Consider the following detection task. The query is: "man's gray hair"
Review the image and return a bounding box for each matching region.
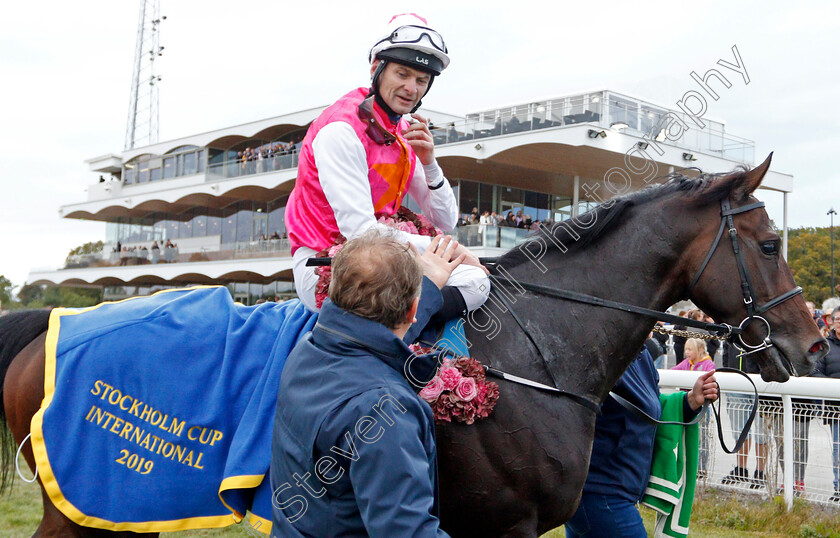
[329,229,422,329]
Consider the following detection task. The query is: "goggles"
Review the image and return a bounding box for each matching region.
[358,96,397,146]
[377,25,448,54]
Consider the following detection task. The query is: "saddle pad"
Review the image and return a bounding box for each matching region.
[30,286,317,534]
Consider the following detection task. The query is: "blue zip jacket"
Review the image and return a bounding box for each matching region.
[583,349,695,502]
[270,282,449,537]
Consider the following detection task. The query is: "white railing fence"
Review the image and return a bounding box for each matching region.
[658,371,840,510]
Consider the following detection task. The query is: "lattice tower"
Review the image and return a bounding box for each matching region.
[124,0,164,149]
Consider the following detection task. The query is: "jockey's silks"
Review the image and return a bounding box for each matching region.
[286,87,417,254]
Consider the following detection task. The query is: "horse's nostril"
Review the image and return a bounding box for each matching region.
[808,341,827,355]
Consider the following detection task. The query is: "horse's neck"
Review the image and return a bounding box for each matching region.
[501,206,688,402]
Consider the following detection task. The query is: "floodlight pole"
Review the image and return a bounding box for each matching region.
[830,208,837,297]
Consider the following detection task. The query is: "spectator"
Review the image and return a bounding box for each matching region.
[673,338,716,478]
[644,333,665,369]
[821,308,834,339]
[807,301,826,329]
[812,309,840,502]
[673,338,715,372]
[469,206,479,224]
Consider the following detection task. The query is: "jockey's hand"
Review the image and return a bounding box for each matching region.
[449,241,490,275]
[419,235,466,289]
[687,370,718,411]
[402,114,435,165]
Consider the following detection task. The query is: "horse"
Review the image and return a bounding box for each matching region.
[0,155,828,537]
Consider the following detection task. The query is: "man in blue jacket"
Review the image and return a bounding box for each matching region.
[270,230,459,537]
[565,348,717,538]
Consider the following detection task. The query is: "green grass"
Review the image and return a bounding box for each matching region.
[2,478,839,537]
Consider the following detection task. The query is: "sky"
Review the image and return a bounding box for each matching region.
[1,0,838,289]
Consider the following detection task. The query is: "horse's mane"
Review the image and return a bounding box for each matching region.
[498,167,745,268]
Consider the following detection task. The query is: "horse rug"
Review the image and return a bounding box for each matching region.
[30,286,317,534]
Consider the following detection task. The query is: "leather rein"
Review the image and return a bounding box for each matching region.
[306,198,802,448]
[478,197,801,450]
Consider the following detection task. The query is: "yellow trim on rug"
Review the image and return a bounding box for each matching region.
[247,511,273,535]
[28,286,249,532]
[218,474,266,514]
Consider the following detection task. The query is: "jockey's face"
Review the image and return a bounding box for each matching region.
[372,61,431,115]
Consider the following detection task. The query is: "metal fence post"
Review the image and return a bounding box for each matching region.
[782,394,793,510]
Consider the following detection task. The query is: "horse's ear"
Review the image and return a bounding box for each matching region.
[732,153,772,200]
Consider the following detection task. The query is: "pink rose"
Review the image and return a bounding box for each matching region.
[396,221,419,235]
[473,382,488,405]
[455,377,478,402]
[419,376,445,402]
[439,366,462,390]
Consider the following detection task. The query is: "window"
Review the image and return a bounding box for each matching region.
[123,165,135,185]
[163,157,175,179]
[183,152,197,176]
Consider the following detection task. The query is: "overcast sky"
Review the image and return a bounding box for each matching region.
[1,0,838,288]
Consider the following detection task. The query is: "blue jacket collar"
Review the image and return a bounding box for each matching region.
[313,300,414,377]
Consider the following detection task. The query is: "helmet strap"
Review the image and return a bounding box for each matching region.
[410,75,434,113]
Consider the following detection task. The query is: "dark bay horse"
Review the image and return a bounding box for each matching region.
[0,155,828,537]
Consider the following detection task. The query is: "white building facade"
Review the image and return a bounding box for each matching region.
[30,89,792,304]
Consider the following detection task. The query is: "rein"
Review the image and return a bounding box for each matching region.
[306,197,802,443]
[475,197,800,448]
[608,367,759,454]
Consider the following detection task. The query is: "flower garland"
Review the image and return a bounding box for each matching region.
[411,345,500,425]
[313,207,442,308]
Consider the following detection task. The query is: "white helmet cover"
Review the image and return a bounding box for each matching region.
[369,13,450,75]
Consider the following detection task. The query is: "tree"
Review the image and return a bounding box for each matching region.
[15,284,101,309]
[65,240,105,269]
[0,275,17,310]
[786,227,839,305]
[66,240,104,258]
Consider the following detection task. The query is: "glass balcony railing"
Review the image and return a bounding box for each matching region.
[453,224,533,249]
[432,90,755,163]
[119,90,753,191]
[63,239,293,269]
[206,153,300,180]
[60,226,532,272]
[114,89,755,195]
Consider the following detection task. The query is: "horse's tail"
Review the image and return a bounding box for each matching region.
[0,309,51,492]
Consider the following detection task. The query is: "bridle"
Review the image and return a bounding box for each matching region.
[685,198,802,370]
[483,196,803,410]
[304,196,805,408]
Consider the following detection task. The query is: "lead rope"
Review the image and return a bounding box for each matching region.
[15,433,39,483]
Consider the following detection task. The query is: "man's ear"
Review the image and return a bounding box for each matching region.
[406,296,420,324]
[370,59,381,79]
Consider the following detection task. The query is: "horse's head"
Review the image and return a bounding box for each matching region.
[680,154,828,381]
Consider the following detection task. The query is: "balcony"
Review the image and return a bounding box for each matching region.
[111,90,754,193]
[453,224,533,250]
[63,238,292,270]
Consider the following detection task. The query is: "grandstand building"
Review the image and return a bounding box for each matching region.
[29,89,793,304]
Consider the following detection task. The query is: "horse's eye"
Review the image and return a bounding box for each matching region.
[761,240,779,256]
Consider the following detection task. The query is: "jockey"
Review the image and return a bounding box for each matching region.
[285,13,490,322]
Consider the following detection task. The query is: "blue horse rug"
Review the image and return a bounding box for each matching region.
[30,286,317,534]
